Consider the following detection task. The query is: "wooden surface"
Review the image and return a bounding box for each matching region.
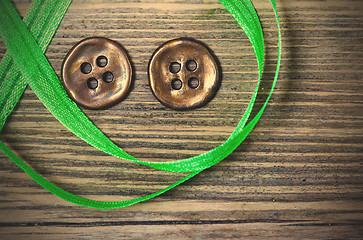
[1,0,362,239]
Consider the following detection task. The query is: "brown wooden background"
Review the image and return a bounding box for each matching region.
[0,0,362,239]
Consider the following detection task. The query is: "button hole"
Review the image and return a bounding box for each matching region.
[186,60,197,72]
[80,62,92,74]
[96,56,108,67]
[103,71,114,83]
[169,62,181,74]
[188,77,199,89]
[171,79,182,90]
[87,78,98,90]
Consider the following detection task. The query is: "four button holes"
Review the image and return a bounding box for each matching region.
[83,57,200,91]
[170,60,199,90]
[80,56,114,90]
[82,57,201,99]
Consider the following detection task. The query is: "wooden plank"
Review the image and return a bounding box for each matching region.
[0,0,362,239]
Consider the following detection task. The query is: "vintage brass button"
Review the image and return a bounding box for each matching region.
[148,38,220,110]
[62,37,132,109]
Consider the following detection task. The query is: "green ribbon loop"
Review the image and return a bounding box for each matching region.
[0,0,281,209]
[0,0,265,173]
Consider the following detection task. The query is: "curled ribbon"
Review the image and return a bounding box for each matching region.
[0,0,281,209]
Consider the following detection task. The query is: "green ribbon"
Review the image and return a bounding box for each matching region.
[0,0,73,131]
[0,0,281,209]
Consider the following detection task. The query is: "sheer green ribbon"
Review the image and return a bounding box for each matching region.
[0,0,281,209]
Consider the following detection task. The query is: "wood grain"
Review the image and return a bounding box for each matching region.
[0,0,362,239]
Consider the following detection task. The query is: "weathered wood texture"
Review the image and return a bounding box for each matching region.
[0,0,362,239]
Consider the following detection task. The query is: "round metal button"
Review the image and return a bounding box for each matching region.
[62,37,132,109]
[148,38,220,110]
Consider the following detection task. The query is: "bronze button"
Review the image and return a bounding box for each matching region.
[62,37,132,109]
[148,38,220,110]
